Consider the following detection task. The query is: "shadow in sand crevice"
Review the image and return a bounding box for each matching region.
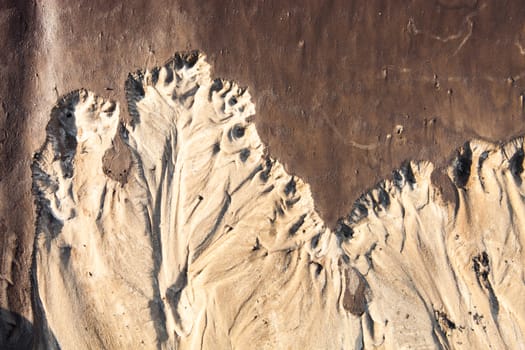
[0,308,34,350]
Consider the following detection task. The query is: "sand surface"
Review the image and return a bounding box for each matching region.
[31,53,525,349]
[2,2,525,348]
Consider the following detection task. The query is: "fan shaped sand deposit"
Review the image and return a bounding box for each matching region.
[32,51,525,349]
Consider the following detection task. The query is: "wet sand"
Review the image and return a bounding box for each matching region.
[1,0,525,341]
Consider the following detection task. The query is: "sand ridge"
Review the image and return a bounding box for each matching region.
[32,52,525,349]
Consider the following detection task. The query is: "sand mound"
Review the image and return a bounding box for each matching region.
[32,52,525,349]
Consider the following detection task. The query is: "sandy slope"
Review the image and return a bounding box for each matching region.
[32,52,525,349]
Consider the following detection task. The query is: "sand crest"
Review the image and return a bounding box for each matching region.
[32,52,525,349]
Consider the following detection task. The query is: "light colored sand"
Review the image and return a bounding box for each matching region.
[32,52,525,349]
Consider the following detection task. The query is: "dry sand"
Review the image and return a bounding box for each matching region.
[4,5,525,341]
[31,52,525,349]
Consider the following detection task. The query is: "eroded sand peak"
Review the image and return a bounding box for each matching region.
[32,51,525,349]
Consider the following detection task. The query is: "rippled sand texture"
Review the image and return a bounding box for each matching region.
[32,52,525,349]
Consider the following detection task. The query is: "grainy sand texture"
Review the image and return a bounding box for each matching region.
[31,52,525,349]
